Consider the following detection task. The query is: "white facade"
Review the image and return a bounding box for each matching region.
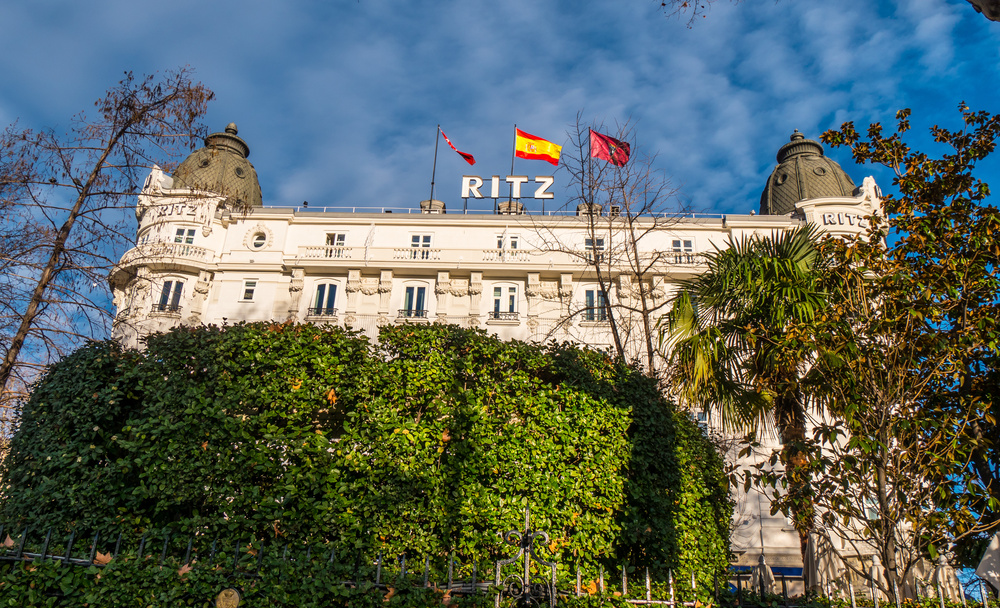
[110,140,882,575]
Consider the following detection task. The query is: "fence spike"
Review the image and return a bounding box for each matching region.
[400,554,406,578]
[622,565,628,596]
[472,563,478,595]
[64,530,76,563]
[736,574,743,607]
[669,568,675,606]
[15,526,28,561]
[848,577,857,608]
[423,557,429,587]
[599,565,604,594]
[113,532,123,559]
[305,546,311,562]
[282,543,289,562]
[256,544,265,573]
[207,538,218,566]
[781,573,788,602]
[137,534,146,560]
[159,531,170,565]
[376,552,383,585]
[231,539,241,570]
[328,546,336,566]
[39,529,52,563]
[692,570,697,593]
[577,567,581,596]
[183,537,192,565]
[88,532,100,565]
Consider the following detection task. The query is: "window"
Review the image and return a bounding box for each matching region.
[310,284,337,316]
[155,280,184,312]
[174,228,195,244]
[242,279,258,301]
[410,234,432,259]
[325,233,346,258]
[672,239,694,264]
[490,286,518,320]
[400,286,427,318]
[584,289,608,322]
[585,237,605,264]
[250,232,267,249]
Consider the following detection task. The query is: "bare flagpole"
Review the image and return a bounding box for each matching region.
[429,124,440,203]
[508,124,517,207]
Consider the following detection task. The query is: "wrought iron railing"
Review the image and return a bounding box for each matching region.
[307,307,338,317]
[397,309,429,319]
[488,311,519,321]
[151,303,181,313]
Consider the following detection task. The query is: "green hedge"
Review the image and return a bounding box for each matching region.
[0,322,732,602]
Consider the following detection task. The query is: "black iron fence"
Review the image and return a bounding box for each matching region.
[0,516,994,608]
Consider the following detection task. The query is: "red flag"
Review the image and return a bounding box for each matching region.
[440,129,475,165]
[590,130,630,166]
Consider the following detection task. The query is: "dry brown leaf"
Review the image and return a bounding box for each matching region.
[1,535,14,548]
[441,429,451,442]
[200,441,208,451]
[441,589,453,605]
[291,378,302,390]
[326,387,337,404]
[177,563,193,577]
[93,551,113,565]
[585,580,598,595]
[384,586,396,601]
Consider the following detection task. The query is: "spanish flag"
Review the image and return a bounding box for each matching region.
[514,129,562,166]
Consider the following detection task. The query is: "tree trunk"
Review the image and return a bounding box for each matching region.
[775,390,813,565]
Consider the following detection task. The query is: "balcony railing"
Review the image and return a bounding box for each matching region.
[488,311,519,321]
[307,307,338,317]
[151,303,181,313]
[298,246,353,259]
[393,248,442,261]
[120,242,210,266]
[481,249,532,262]
[397,309,429,319]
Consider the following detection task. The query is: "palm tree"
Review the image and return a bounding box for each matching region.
[662,224,829,562]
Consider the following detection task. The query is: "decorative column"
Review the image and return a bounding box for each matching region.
[286,268,305,321]
[559,273,574,330]
[187,270,214,324]
[344,269,362,326]
[435,271,451,322]
[377,269,393,325]
[468,272,483,328]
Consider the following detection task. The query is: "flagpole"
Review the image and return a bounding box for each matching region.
[588,128,594,208]
[429,124,440,203]
[509,124,517,207]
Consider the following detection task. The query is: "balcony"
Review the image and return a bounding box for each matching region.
[150,303,182,315]
[488,311,519,321]
[481,249,532,263]
[298,246,353,259]
[393,248,442,261]
[397,309,429,319]
[306,307,338,317]
[120,242,210,266]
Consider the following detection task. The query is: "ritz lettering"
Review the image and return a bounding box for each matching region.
[823,212,869,228]
[461,175,555,200]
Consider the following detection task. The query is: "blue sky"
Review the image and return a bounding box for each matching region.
[2,0,999,216]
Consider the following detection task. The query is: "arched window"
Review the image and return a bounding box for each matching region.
[310,283,338,317]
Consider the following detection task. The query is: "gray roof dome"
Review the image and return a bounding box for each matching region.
[171,123,263,207]
[759,130,856,215]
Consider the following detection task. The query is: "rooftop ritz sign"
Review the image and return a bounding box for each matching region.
[461,175,555,200]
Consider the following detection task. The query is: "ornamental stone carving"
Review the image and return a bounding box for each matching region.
[359,277,379,295]
[345,270,362,293]
[449,278,468,297]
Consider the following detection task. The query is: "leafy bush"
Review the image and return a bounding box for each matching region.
[0,322,731,599]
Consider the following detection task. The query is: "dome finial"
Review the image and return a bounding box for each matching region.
[790,129,804,142]
[225,122,238,135]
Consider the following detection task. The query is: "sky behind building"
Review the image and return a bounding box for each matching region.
[2,0,998,215]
